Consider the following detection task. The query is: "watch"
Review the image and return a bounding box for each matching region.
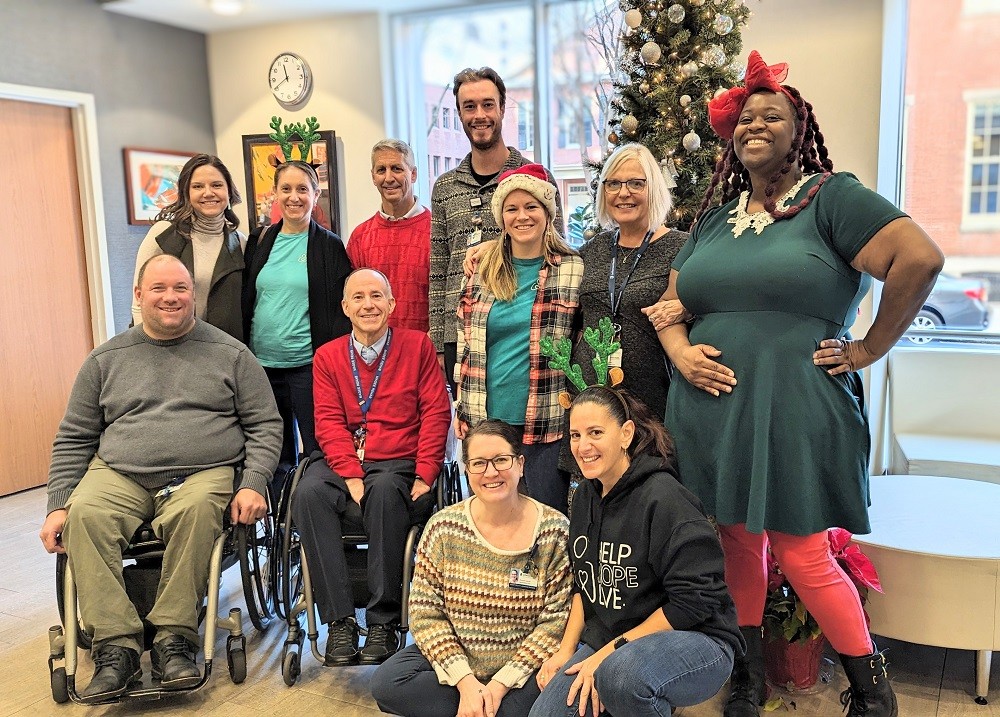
[613,634,629,650]
[268,52,312,108]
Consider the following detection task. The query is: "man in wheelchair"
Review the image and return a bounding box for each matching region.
[39,255,282,703]
[293,268,450,666]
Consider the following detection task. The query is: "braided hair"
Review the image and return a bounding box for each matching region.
[694,85,834,225]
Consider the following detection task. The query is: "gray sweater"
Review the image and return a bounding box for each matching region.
[46,320,283,514]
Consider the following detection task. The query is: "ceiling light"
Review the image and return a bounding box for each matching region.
[208,0,245,16]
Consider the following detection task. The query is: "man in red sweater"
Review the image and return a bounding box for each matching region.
[292,269,450,667]
[346,139,430,332]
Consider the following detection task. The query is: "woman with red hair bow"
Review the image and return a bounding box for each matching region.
[657,51,943,717]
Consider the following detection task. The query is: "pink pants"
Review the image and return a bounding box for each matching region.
[718,524,873,657]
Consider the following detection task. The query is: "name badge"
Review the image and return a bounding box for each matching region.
[468,228,482,246]
[470,196,483,208]
[509,568,538,591]
[608,347,623,369]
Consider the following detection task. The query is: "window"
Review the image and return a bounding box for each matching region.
[896,0,1000,346]
[967,101,1000,223]
[392,0,620,222]
[442,107,452,131]
[518,99,534,151]
[432,155,440,179]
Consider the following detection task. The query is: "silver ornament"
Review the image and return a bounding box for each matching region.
[679,94,692,107]
[621,114,640,135]
[714,87,727,99]
[728,59,746,81]
[703,44,727,68]
[682,131,702,151]
[680,61,699,78]
[624,8,643,29]
[713,13,734,35]
[640,41,662,65]
[666,3,685,22]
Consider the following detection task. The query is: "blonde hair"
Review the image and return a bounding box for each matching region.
[477,220,576,302]
[595,143,673,232]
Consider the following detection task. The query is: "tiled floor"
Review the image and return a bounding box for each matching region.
[1,485,996,716]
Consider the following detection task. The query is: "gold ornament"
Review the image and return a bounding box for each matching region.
[639,81,651,94]
[621,114,640,135]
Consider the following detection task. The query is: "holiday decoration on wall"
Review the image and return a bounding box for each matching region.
[592,0,752,231]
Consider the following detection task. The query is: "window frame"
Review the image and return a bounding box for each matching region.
[962,92,1000,232]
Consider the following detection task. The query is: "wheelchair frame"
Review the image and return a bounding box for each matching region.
[47,487,279,705]
[274,455,462,686]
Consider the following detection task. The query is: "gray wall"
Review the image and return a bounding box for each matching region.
[0,0,216,332]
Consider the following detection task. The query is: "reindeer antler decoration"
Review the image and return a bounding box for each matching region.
[268,115,322,162]
[539,336,587,392]
[583,316,621,387]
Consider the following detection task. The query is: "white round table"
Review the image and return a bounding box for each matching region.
[853,474,1000,704]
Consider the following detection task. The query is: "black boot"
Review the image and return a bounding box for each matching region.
[839,648,898,716]
[151,635,201,690]
[725,625,766,717]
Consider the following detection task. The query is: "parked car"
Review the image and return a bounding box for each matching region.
[906,273,990,344]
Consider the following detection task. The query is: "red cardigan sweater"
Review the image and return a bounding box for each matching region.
[346,209,431,332]
[313,327,450,484]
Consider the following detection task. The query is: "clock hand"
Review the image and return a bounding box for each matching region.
[274,76,288,89]
[283,64,289,83]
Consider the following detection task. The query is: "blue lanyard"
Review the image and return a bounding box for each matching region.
[608,230,654,321]
[349,328,392,420]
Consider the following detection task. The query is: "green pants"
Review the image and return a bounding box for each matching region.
[62,457,233,654]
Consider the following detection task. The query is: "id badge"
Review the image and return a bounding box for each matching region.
[608,347,623,369]
[509,568,539,591]
[469,228,482,246]
[353,427,367,463]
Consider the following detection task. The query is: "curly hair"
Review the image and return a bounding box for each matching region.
[694,85,834,225]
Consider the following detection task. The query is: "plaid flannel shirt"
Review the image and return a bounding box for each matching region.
[455,253,583,445]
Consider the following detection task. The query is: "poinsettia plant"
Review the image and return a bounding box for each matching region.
[763,528,883,643]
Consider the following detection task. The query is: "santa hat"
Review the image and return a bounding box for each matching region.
[491,163,558,225]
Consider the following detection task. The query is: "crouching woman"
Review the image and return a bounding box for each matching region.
[530,386,744,716]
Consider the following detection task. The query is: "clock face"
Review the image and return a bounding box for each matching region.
[269,52,311,107]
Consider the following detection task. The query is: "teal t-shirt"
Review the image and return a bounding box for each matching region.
[250,231,313,367]
[486,257,543,424]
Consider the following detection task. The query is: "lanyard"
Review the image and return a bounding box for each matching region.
[608,230,654,321]
[348,328,392,421]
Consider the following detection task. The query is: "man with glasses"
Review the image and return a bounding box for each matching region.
[428,66,564,394]
[292,269,452,667]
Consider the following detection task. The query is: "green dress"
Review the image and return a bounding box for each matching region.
[665,173,906,536]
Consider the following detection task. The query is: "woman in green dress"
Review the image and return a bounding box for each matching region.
[658,51,943,717]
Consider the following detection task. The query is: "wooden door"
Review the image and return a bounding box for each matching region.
[0,98,94,496]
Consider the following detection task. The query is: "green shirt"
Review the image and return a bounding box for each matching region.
[250,230,312,367]
[485,257,543,424]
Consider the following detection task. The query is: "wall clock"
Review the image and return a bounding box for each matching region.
[269,52,312,108]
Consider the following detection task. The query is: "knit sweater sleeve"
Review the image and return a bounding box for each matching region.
[233,347,283,496]
[429,180,449,351]
[492,512,572,689]
[409,513,475,686]
[46,355,104,514]
[131,221,171,326]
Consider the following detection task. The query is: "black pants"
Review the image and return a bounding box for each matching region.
[522,439,570,516]
[264,364,318,465]
[443,341,457,398]
[291,455,435,625]
[371,644,542,717]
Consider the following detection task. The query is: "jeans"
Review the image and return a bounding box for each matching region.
[528,630,733,717]
[371,644,542,717]
[263,363,317,465]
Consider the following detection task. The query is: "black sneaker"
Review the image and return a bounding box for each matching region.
[151,635,201,689]
[359,622,399,665]
[325,617,360,666]
[79,644,141,704]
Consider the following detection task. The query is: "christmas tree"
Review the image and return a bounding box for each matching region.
[595,0,752,232]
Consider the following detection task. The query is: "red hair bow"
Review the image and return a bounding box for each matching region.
[708,50,791,140]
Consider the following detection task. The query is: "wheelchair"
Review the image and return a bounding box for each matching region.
[273,453,462,686]
[47,485,277,705]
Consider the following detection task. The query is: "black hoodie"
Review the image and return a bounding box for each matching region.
[570,453,744,657]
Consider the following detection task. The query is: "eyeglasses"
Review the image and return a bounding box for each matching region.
[602,178,647,194]
[466,454,517,474]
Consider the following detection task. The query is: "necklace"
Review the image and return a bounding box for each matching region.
[727,173,816,237]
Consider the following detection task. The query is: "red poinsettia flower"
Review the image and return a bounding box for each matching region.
[829,528,883,593]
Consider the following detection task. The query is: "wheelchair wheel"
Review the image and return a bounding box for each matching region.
[54,554,92,650]
[50,666,69,704]
[282,650,300,687]
[227,645,247,684]
[237,517,275,631]
[273,462,304,620]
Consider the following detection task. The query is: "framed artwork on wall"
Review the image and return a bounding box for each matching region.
[122,147,197,225]
[241,130,340,236]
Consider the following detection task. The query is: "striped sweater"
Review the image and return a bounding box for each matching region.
[409,497,572,688]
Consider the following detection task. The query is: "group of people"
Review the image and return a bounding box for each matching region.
[40,51,944,717]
